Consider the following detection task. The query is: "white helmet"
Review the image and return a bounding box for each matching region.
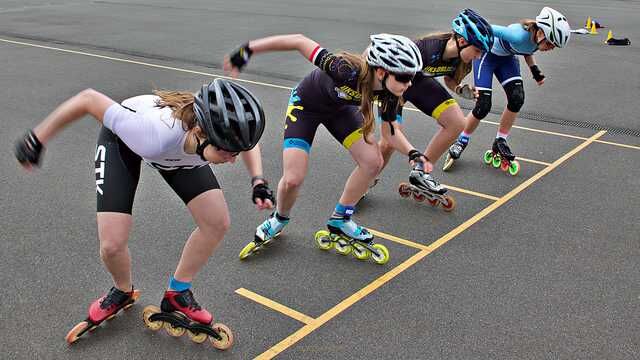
[536,7,571,48]
[366,33,423,73]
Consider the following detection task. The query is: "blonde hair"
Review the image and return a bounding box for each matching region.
[334,51,383,142]
[153,90,197,131]
[418,32,471,84]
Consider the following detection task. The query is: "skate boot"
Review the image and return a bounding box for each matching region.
[483,137,520,176]
[442,139,468,171]
[398,164,456,211]
[65,286,140,344]
[143,289,234,350]
[239,212,289,259]
[315,216,390,265]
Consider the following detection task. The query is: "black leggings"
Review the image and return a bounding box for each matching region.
[95,127,220,214]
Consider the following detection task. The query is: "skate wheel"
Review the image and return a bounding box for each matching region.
[492,154,502,168]
[314,230,333,250]
[427,198,438,207]
[164,322,186,337]
[442,195,456,212]
[371,244,390,265]
[142,305,163,331]
[352,243,370,260]
[238,241,257,260]
[412,192,426,202]
[483,150,493,165]
[334,238,352,255]
[210,323,234,350]
[398,183,411,198]
[442,154,454,172]
[188,330,208,344]
[500,160,509,172]
[508,160,520,176]
[65,321,90,344]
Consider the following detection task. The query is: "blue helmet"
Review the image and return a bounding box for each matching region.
[452,9,494,52]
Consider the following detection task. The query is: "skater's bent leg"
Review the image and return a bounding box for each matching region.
[498,108,518,135]
[339,136,383,206]
[97,212,133,292]
[276,148,309,217]
[499,80,524,135]
[377,122,403,171]
[463,112,482,134]
[174,189,230,282]
[424,105,465,164]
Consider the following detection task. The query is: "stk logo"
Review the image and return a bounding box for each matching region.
[95,145,106,195]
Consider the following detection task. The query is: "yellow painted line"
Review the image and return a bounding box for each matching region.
[367,228,429,250]
[0,38,292,91]
[517,157,551,166]
[594,139,640,150]
[235,288,315,325]
[255,130,606,359]
[3,37,638,152]
[441,183,500,201]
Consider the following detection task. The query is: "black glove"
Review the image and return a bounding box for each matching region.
[408,149,427,164]
[15,130,44,166]
[229,42,253,71]
[252,182,275,205]
[530,65,545,82]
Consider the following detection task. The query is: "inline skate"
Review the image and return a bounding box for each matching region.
[142,289,233,350]
[239,212,289,259]
[65,286,140,344]
[442,139,468,171]
[314,216,389,265]
[398,164,456,211]
[483,138,520,176]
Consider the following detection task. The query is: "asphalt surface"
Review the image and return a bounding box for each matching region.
[1,1,638,359]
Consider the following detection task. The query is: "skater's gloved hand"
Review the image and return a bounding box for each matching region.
[529,65,545,85]
[224,42,253,78]
[15,130,44,170]
[251,177,275,210]
[455,84,478,100]
[408,149,433,172]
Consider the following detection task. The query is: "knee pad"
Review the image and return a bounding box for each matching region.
[472,90,492,120]
[505,81,525,113]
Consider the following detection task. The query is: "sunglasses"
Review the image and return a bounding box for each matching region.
[391,72,416,84]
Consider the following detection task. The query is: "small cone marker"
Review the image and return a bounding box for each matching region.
[605,30,613,43]
[585,16,591,29]
[590,22,598,35]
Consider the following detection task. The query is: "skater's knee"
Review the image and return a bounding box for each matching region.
[505,82,524,113]
[99,237,128,259]
[472,90,492,120]
[201,211,231,235]
[282,172,305,190]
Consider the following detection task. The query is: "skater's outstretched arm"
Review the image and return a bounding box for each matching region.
[224,34,320,77]
[524,54,545,85]
[240,145,275,211]
[15,89,115,169]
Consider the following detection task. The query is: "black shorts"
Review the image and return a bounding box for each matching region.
[95,127,220,214]
[282,88,364,153]
[402,73,458,122]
